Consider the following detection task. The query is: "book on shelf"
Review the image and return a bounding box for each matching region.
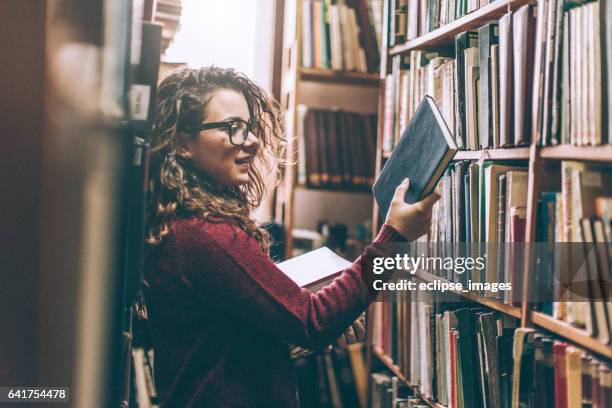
[478,23,499,150]
[456,31,479,150]
[301,0,381,73]
[512,5,537,147]
[132,346,159,408]
[374,96,457,220]
[297,106,377,189]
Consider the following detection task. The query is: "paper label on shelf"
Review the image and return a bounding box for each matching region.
[129,84,151,121]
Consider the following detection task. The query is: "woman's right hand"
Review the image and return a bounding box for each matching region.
[385,178,441,241]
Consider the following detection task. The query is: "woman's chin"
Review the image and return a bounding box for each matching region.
[229,175,250,186]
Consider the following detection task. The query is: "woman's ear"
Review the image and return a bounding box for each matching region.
[177,145,192,160]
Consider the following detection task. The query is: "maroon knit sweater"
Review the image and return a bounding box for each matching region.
[143,217,404,407]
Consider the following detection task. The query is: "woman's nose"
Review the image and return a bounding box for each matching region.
[243,131,259,149]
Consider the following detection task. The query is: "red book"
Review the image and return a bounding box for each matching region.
[509,206,526,306]
[450,330,458,408]
[553,341,569,408]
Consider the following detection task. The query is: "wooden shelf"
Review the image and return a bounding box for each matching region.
[415,270,522,319]
[372,347,447,408]
[299,68,380,86]
[390,0,532,54]
[295,183,372,193]
[453,147,531,161]
[530,312,612,360]
[382,147,530,161]
[539,145,612,162]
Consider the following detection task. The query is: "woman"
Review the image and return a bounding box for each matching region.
[143,67,439,407]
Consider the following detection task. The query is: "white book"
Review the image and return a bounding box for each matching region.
[277,246,351,291]
[338,3,355,71]
[329,4,343,70]
[301,0,313,68]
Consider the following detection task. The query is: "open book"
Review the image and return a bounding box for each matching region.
[277,247,352,292]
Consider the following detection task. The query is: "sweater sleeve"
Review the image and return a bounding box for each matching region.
[168,219,406,350]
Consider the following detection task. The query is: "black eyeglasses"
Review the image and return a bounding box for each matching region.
[196,119,254,146]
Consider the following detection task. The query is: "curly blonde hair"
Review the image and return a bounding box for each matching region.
[146,67,285,252]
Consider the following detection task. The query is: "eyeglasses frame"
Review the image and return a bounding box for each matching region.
[195,118,254,146]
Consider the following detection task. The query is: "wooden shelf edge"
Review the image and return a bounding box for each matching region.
[539,145,612,162]
[453,147,531,161]
[382,148,530,161]
[372,347,447,408]
[415,270,522,318]
[299,68,380,86]
[390,0,532,54]
[530,312,612,360]
[295,183,372,193]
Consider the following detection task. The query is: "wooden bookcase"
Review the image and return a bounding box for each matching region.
[366,0,612,405]
[278,0,381,258]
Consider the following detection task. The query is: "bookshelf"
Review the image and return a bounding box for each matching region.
[367,0,612,406]
[278,0,381,258]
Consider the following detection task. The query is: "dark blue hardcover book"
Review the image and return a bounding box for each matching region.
[373,96,457,220]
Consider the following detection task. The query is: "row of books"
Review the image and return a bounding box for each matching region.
[513,328,612,408]
[301,0,381,73]
[382,0,612,152]
[533,0,611,146]
[294,344,367,408]
[533,162,612,343]
[372,297,612,407]
[428,160,529,302]
[372,294,519,407]
[389,0,500,45]
[383,52,457,151]
[296,106,378,188]
[370,372,431,407]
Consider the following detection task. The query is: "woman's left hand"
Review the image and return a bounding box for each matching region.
[334,313,366,349]
[289,314,366,359]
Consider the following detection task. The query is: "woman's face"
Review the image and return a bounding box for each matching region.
[185,89,259,186]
